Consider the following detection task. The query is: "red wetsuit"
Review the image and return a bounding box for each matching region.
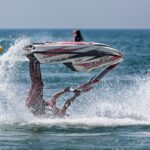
[26,58,47,116]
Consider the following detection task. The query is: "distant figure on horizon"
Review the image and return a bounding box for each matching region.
[73,29,84,42]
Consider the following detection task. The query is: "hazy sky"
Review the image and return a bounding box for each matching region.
[0,0,150,29]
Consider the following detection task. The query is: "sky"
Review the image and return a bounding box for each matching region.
[0,0,150,29]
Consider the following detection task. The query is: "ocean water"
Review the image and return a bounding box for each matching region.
[0,29,150,149]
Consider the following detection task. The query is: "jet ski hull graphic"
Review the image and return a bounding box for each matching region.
[24,42,123,72]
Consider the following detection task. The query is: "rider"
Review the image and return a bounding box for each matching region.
[26,54,81,118]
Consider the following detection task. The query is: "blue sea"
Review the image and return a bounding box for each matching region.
[0,29,150,149]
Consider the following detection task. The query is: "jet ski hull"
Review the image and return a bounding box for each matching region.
[24,42,123,72]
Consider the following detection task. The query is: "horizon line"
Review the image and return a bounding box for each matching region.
[0,28,150,30]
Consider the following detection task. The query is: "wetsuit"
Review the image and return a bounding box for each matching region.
[26,56,46,116]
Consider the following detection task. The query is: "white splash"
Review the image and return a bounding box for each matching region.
[0,38,32,123]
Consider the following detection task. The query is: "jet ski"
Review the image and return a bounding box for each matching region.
[24,41,123,72]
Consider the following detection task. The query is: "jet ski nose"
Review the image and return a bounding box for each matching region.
[113,50,124,64]
[118,50,124,60]
[107,47,124,66]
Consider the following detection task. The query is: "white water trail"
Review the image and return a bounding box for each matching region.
[0,38,150,127]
